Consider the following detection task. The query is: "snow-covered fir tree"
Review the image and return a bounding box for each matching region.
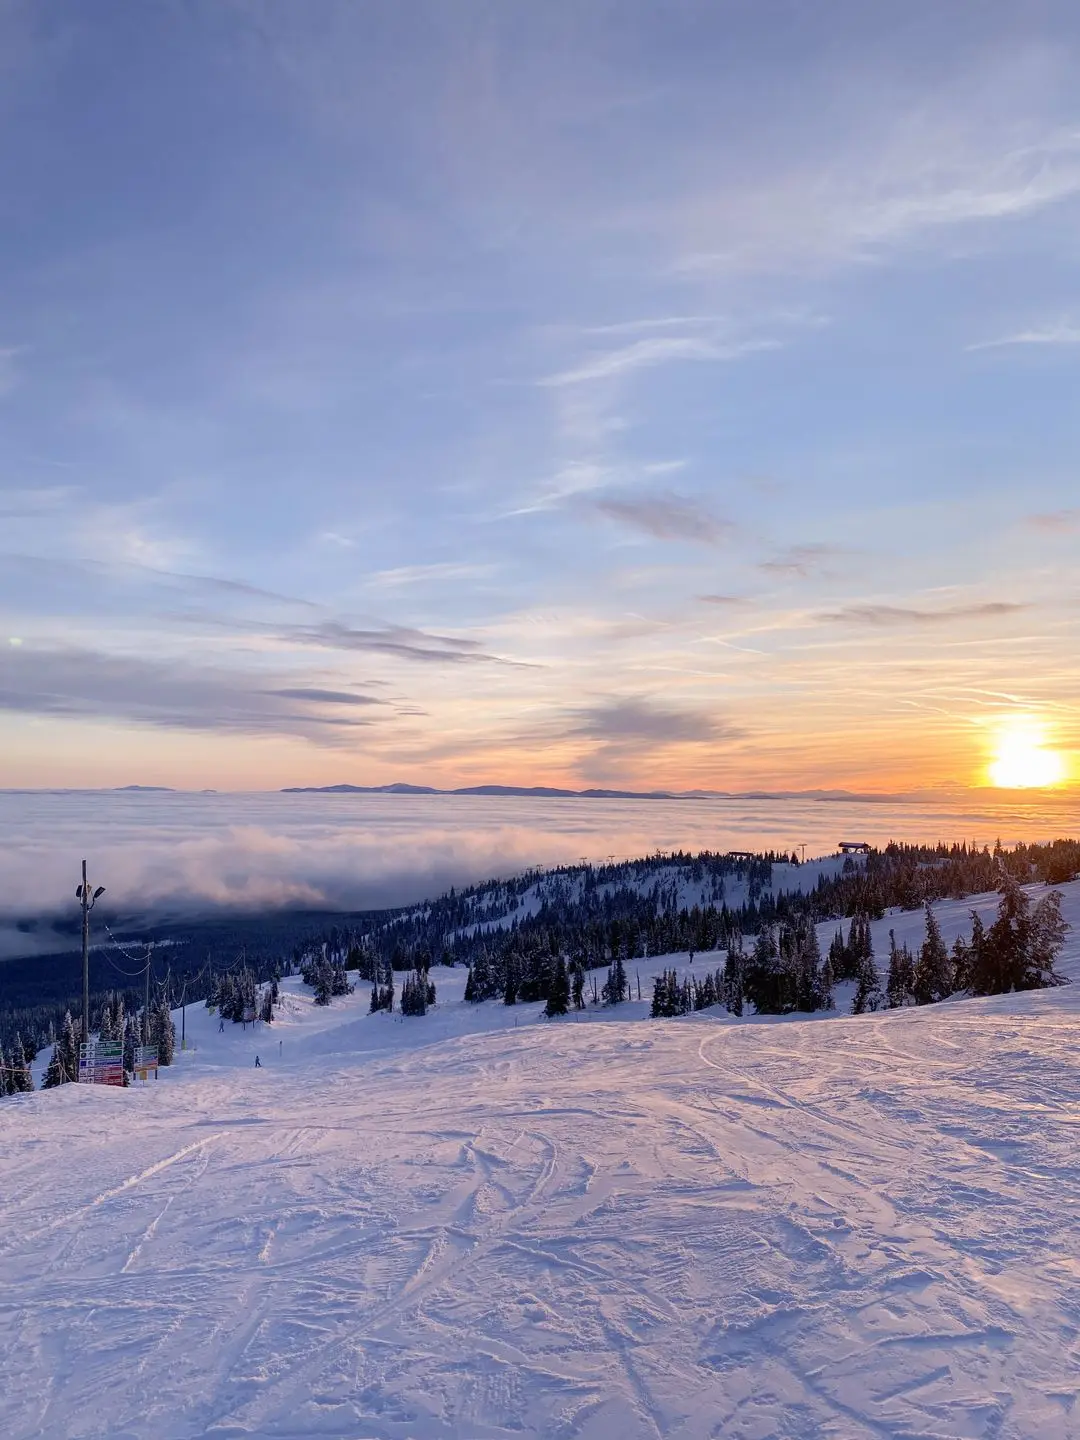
[913,902,952,1005]
[967,872,1067,994]
[886,930,916,1008]
[43,1011,79,1088]
[151,999,175,1065]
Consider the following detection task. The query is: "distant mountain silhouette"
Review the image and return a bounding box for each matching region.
[281,782,907,802]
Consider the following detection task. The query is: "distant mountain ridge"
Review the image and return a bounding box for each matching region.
[281,782,908,802]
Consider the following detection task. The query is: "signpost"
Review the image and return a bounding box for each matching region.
[78,1039,124,1086]
[133,1045,159,1081]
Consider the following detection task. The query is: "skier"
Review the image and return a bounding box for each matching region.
[218,1018,224,1033]
[254,1054,261,1068]
[689,950,695,965]
[278,1039,282,1058]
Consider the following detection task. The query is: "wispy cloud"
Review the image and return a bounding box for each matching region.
[582,315,720,337]
[540,335,777,388]
[288,620,522,667]
[0,486,73,519]
[0,552,320,616]
[267,687,385,707]
[1026,508,1080,532]
[820,601,1031,627]
[366,561,496,589]
[679,95,1080,277]
[697,593,748,607]
[594,492,734,546]
[760,544,845,578]
[0,645,387,744]
[968,320,1080,351]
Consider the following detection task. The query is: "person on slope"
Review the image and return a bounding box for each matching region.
[254,1054,261,1068]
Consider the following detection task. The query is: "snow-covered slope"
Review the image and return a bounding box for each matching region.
[3,883,1079,1440]
[440,852,851,944]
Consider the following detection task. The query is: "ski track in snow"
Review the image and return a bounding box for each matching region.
[2,879,1080,1439]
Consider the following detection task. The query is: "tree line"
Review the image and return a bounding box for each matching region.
[4,839,1074,1087]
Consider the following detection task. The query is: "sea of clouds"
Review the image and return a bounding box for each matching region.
[0,789,1073,958]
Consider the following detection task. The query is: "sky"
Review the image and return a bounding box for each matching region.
[1,0,1079,795]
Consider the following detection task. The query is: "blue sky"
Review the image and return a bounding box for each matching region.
[2,0,1079,791]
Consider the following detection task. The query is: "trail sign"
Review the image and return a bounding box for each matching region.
[78,1039,124,1086]
[133,1044,159,1080]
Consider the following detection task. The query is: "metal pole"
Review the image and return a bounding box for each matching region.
[81,859,90,1044]
[144,945,151,1047]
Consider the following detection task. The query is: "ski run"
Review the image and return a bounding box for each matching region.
[2,880,1080,1440]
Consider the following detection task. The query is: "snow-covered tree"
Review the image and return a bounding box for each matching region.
[913,903,952,1005]
[968,873,1068,994]
[851,947,882,1014]
[886,931,915,1008]
[151,1000,175,1066]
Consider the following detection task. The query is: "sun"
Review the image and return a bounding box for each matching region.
[987,718,1068,789]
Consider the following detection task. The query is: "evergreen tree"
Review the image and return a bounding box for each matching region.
[401,970,428,1016]
[885,930,914,1008]
[970,873,1068,994]
[0,1044,10,1097]
[545,957,570,1017]
[650,971,667,1017]
[951,933,971,993]
[123,1014,139,1076]
[913,902,952,1005]
[503,953,518,1006]
[311,960,334,1006]
[743,927,783,1014]
[43,1012,80,1088]
[260,988,274,1024]
[602,952,627,1005]
[828,928,849,982]
[1027,888,1067,987]
[464,949,493,1003]
[42,1046,65,1090]
[851,948,882,1014]
[10,1034,33,1092]
[151,1000,176,1065]
[571,961,585,1011]
[818,950,836,1011]
[723,941,744,1016]
[60,1011,79,1083]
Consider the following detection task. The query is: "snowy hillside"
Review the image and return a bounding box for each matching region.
[2,880,1079,1439]
[441,852,849,944]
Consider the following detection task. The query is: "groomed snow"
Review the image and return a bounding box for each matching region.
[2,881,1079,1439]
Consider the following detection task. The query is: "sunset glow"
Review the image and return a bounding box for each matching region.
[0,7,1078,800]
[988,720,1068,790]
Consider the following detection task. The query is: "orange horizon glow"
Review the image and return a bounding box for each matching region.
[986,717,1070,791]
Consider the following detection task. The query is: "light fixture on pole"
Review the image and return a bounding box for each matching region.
[76,861,105,1044]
